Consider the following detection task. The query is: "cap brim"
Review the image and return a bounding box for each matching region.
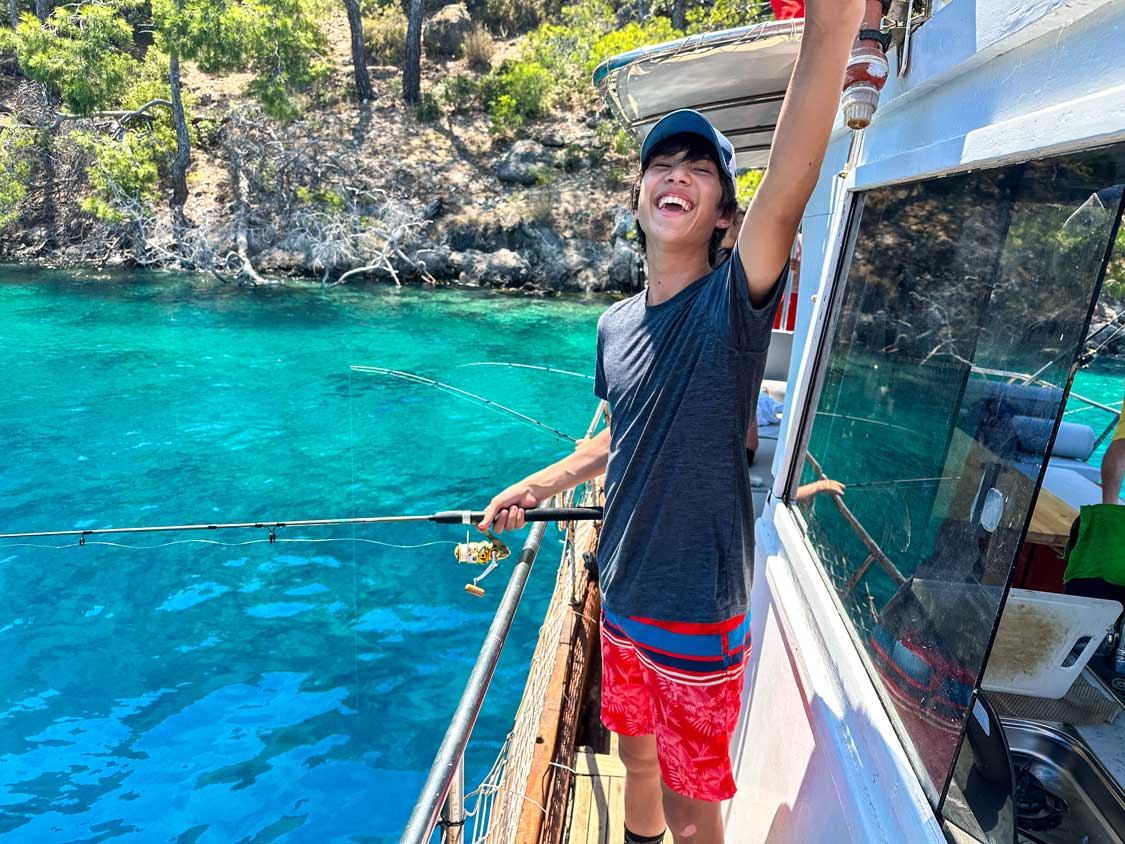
[640,109,737,186]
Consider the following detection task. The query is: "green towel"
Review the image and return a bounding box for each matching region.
[1063,504,1125,586]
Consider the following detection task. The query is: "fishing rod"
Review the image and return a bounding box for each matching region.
[0,506,604,596]
[351,365,578,443]
[0,506,603,543]
[454,361,594,380]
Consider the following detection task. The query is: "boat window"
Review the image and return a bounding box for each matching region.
[787,144,1125,803]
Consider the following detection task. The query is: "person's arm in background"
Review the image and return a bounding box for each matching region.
[737,0,864,305]
[796,478,845,501]
[477,424,611,533]
[1102,438,1125,505]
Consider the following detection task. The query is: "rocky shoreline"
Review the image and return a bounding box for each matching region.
[0,29,649,296]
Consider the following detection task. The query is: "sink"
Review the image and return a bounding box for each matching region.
[1003,719,1125,844]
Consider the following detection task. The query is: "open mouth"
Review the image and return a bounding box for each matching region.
[655,193,694,216]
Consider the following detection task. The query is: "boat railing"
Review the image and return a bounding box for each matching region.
[401,401,609,844]
[400,514,553,844]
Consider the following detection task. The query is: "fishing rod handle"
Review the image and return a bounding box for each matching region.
[431,507,603,525]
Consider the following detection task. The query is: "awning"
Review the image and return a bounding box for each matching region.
[592,19,803,171]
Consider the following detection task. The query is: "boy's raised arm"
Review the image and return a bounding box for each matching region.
[738,0,866,304]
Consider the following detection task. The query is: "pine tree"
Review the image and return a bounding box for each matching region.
[343,0,373,102]
[672,0,686,29]
[167,1,190,227]
[403,0,422,105]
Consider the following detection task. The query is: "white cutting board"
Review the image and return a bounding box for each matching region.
[981,588,1122,699]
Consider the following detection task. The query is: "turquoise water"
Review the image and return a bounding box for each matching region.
[1066,358,1125,463]
[0,267,610,843]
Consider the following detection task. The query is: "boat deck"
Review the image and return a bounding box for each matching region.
[565,735,673,844]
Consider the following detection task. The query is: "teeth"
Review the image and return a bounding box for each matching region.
[658,195,692,211]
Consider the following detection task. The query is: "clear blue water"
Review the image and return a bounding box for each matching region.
[0,267,610,843]
[1066,358,1125,464]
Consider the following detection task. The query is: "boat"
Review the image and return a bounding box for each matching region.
[403,2,1125,841]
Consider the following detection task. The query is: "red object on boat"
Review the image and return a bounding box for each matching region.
[770,0,805,18]
[841,0,890,129]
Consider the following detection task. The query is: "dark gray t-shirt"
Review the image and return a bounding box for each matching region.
[594,245,784,623]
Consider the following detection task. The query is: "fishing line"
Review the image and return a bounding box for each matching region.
[454,362,594,381]
[844,476,959,490]
[350,365,577,443]
[0,538,455,552]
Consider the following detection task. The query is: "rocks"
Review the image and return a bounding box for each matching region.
[255,246,308,275]
[424,4,473,58]
[611,208,636,241]
[450,248,530,286]
[496,140,555,186]
[607,239,643,291]
[535,124,594,149]
[19,226,47,247]
[408,243,453,278]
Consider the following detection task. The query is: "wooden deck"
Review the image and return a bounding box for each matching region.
[565,735,673,844]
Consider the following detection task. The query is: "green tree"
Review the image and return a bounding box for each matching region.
[153,0,327,223]
[685,0,772,34]
[736,169,764,207]
[0,127,35,226]
[7,3,137,114]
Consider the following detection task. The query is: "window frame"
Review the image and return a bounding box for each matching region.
[777,148,1125,809]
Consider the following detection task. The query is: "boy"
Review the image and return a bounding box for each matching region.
[479,5,863,841]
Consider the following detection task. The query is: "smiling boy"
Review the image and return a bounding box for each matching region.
[478,4,863,841]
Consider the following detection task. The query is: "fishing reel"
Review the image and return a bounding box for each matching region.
[454,530,510,597]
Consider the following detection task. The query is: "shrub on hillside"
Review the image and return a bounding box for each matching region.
[74,130,163,223]
[476,0,560,34]
[440,73,482,112]
[686,0,773,34]
[524,3,680,100]
[736,169,764,207]
[462,25,495,70]
[481,60,553,133]
[363,5,407,65]
[415,91,443,122]
[0,128,35,227]
[585,18,679,76]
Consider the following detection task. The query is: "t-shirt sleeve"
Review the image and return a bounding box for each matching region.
[594,320,608,401]
[723,241,788,353]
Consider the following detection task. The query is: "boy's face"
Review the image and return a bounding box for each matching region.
[635,149,733,253]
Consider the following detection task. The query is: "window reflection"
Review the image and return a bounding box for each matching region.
[792,146,1125,799]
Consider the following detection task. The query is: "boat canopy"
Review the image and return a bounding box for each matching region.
[592,19,803,171]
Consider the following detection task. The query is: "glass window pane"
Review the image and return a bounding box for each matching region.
[792,145,1125,800]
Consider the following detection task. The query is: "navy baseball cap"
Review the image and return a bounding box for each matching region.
[640,109,738,189]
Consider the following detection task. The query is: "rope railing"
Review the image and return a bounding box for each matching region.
[405,401,610,844]
[401,518,553,844]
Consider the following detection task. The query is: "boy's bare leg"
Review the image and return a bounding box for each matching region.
[661,783,724,844]
[1102,439,1125,504]
[618,733,667,836]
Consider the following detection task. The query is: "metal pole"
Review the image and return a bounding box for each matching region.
[439,757,465,844]
[401,519,549,844]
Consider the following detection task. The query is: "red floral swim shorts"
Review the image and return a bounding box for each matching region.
[599,606,751,802]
